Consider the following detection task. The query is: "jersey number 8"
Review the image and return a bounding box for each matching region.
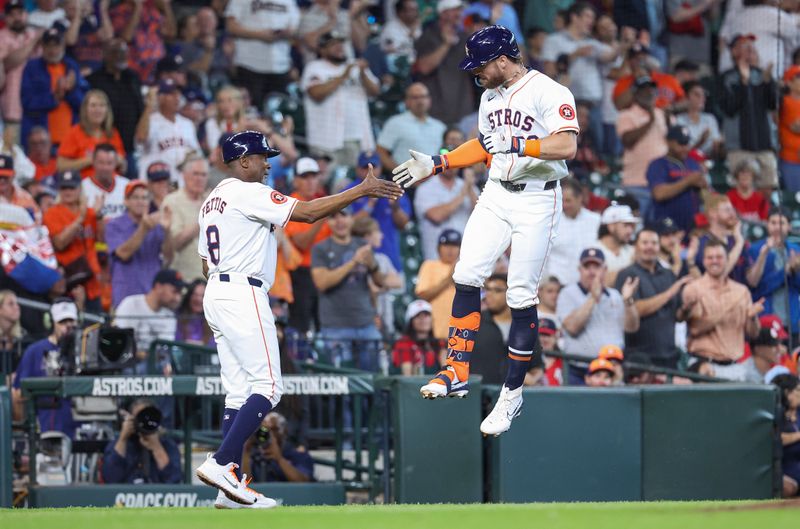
[206,226,220,265]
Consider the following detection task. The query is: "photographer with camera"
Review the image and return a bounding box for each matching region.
[102,398,181,484]
[11,298,78,437]
[242,412,313,483]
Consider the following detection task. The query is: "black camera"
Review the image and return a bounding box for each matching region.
[134,406,162,436]
[255,426,271,447]
[60,324,136,374]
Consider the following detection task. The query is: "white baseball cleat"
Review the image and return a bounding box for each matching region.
[214,476,278,509]
[196,454,254,505]
[420,366,469,399]
[480,385,523,436]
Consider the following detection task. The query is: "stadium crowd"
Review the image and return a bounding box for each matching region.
[1,0,800,492]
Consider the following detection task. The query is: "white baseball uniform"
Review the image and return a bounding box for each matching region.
[453,70,579,309]
[81,175,130,221]
[197,178,298,409]
[140,112,201,187]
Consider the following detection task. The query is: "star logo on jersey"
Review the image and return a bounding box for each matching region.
[559,104,576,120]
[270,191,287,204]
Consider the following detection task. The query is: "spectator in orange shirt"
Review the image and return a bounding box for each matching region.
[42,171,102,313]
[27,127,57,182]
[270,227,303,305]
[0,154,40,223]
[780,65,800,192]
[20,27,87,148]
[285,157,330,333]
[612,43,686,112]
[56,89,126,179]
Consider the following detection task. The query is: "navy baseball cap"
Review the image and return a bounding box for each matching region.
[438,229,462,246]
[667,125,691,145]
[655,216,680,235]
[539,318,557,336]
[42,27,64,45]
[55,171,81,189]
[4,0,24,13]
[146,162,171,182]
[0,154,14,177]
[153,269,186,290]
[222,130,280,164]
[634,75,657,89]
[158,78,179,94]
[580,247,605,265]
[157,54,184,74]
[318,30,346,48]
[357,151,380,168]
[627,42,650,57]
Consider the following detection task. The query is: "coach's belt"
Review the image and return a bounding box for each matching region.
[499,179,558,193]
[218,273,263,288]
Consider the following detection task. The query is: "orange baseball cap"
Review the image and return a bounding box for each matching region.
[598,344,624,362]
[588,358,616,375]
[783,64,800,83]
[124,180,147,198]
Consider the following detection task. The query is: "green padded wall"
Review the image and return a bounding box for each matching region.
[488,387,642,502]
[0,388,11,507]
[641,384,777,500]
[390,376,483,503]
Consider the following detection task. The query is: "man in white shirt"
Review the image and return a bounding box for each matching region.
[377,83,446,170]
[301,31,379,167]
[135,79,201,187]
[114,269,184,373]
[81,143,130,222]
[379,0,421,66]
[225,0,299,102]
[591,203,636,287]
[413,166,479,261]
[545,178,601,285]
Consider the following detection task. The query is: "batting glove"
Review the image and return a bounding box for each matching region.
[392,150,441,188]
[483,131,526,156]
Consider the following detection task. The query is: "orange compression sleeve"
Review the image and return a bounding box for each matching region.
[432,138,489,174]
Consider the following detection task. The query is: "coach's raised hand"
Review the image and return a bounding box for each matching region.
[392,150,435,188]
[359,163,404,200]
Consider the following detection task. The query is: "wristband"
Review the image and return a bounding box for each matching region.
[431,154,449,175]
[523,139,542,158]
[510,136,526,155]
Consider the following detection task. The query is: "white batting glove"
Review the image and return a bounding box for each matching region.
[482,131,526,156]
[391,150,436,188]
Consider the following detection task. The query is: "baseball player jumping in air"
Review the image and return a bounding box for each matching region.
[195,131,402,508]
[393,25,579,436]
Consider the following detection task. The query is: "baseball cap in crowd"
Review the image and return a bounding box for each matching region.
[634,75,657,89]
[728,33,756,48]
[42,27,64,45]
[598,344,624,363]
[627,42,650,57]
[4,0,24,13]
[0,154,14,178]
[318,31,346,48]
[55,171,81,189]
[147,162,171,182]
[655,216,680,236]
[437,0,463,13]
[157,54,185,74]
[784,65,800,83]
[588,358,615,376]
[158,78,179,94]
[579,247,605,266]
[438,228,462,246]
[765,365,791,385]
[752,327,780,347]
[124,180,147,198]
[759,314,789,340]
[601,203,638,225]
[153,269,186,290]
[51,298,78,323]
[667,125,691,145]
[539,318,558,336]
[182,87,207,105]
[357,151,380,168]
[405,299,432,324]
[295,157,320,176]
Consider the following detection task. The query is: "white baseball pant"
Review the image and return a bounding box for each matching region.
[453,178,562,309]
[204,273,283,409]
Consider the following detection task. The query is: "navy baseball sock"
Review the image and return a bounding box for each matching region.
[214,394,272,472]
[220,408,240,478]
[503,306,539,390]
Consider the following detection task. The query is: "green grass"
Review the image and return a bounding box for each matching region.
[0,502,796,529]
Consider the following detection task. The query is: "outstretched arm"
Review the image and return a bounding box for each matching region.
[392,139,488,188]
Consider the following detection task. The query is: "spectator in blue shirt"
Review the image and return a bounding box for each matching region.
[246,412,314,483]
[647,125,707,233]
[346,151,411,272]
[102,398,182,484]
[462,0,524,43]
[746,207,800,339]
[12,298,78,438]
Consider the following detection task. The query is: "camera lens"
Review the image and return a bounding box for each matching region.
[134,406,162,435]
